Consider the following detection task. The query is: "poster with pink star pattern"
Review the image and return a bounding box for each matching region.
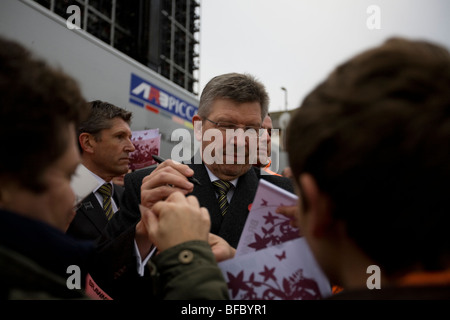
[219,238,332,300]
[129,129,160,170]
[219,179,332,300]
[235,179,301,256]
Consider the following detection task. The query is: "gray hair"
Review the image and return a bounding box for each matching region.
[198,73,269,121]
[78,100,132,150]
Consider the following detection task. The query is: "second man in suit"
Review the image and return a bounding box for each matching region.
[101,73,295,261]
[67,100,135,241]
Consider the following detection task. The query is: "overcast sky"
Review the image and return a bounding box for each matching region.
[198,0,450,114]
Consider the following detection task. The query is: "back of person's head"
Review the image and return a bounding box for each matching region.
[0,36,88,193]
[286,37,450,277]
[198,72,269,121]
[77,100,132,151]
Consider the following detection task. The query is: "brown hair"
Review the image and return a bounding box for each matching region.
[286,37,450,275]
[198,72,269,121]
[77,100,132,151]
[0,37,88,192]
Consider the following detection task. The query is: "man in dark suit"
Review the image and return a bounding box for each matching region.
[67,100,135,241]
[101,73,295,260]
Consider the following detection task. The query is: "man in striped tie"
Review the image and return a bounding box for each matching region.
[66,100,135,241]
[103,73,296,254]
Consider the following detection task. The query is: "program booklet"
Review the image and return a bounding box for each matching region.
[218,179,332,300]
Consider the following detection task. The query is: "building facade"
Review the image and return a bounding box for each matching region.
[33,0,201,94]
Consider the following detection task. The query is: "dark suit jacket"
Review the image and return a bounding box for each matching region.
[67,184,124,242]
[92,161,294,299]
[102,162,294,248]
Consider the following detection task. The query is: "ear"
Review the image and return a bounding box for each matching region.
[0,179,17,208]
[192,115,203,142]
[0,187,10,207]
[79,132,95,154]
[299,173,333,238]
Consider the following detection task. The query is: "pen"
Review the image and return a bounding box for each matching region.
[152,154,202,186]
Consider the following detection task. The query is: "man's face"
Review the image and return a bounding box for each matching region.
[195,99,262,181]
[257,115,273,166]
[90,117,135,181]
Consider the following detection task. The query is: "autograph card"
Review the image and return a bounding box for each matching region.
[219,238,331,300]
[129,129,161,170]
[235,179,301,256]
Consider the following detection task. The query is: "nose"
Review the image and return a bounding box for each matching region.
[231,129,248,148]
[125,138,136,152]
[261,129,271,144]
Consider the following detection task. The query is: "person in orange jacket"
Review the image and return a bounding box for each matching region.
[254,113,282,176]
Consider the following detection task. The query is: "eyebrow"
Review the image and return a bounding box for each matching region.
[111,128,132,137]
[213,117,261,127]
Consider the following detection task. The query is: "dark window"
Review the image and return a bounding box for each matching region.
[32,0,200,95]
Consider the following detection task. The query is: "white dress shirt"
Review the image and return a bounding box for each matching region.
[81,165,119,214]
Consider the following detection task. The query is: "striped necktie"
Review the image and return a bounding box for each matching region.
[212,180,232,216]
[98,183,114,220]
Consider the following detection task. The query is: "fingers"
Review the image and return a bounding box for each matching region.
[185,193,200,206]
[143,160,194,190]
[141,185,190,209]
[276,204,302,231]
[208,233,236,262]
[142,192,211,252]
[140,205,156,231]
[156,192,198,206]
[141,159,195,209]
[156,159,194,181]
[276,205,297,218]
[136,208,157,258]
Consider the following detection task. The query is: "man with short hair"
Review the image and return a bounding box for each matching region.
[101,73,295,259]
[254,113,281,176]
[67,100,135,241]
[283,37,450,299]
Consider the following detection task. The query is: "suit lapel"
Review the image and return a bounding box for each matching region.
[77,192,108,233]
[112,184,124,209]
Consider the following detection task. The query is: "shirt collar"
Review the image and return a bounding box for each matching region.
[81,164,114,193]
[204,164,238,188]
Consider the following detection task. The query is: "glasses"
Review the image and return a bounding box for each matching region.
[204,118,266,137]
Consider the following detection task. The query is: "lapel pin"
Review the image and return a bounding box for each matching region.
[83,201,94,210]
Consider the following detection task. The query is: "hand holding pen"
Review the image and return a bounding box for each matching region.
[152,155,201,186]
[139,155,200,210]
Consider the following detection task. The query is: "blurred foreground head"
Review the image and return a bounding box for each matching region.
[0,36,88,230]
[286,37,450,285]
[0,36,88,192]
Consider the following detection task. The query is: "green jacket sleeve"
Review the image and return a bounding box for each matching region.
[150,240,230,300]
